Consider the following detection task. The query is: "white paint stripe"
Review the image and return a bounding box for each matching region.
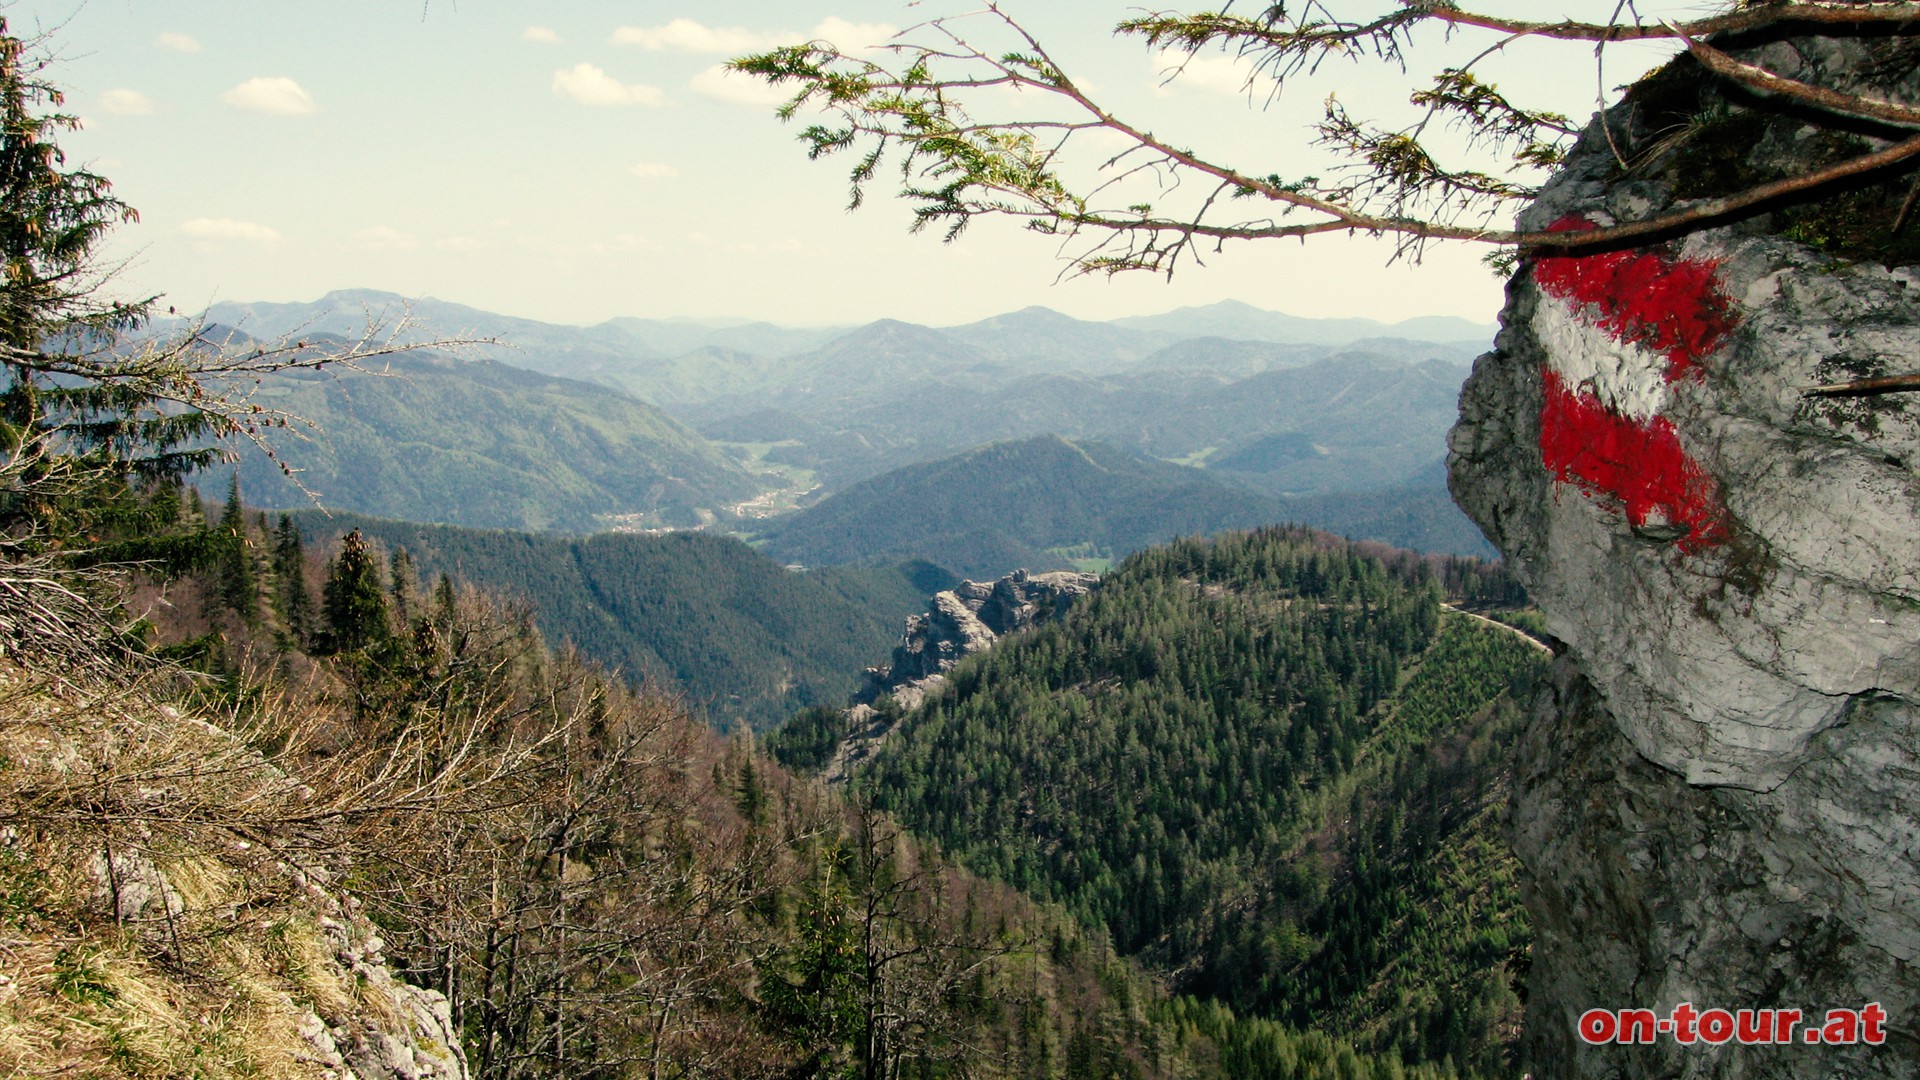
[1533,297,1672,421]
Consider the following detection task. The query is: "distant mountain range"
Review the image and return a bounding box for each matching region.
[202,289,1496,559]
[1111,298,1496,345]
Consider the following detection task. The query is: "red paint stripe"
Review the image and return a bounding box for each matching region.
[1534,215,1740,380]
[1539,370,1727,550]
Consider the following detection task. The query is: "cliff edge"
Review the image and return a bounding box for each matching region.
[1449,28,1920,1078]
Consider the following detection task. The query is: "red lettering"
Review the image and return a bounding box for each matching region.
[1775,1008,1802,1044]
[1698,1008,1735,1045]
[1823,1009,1861,1045]
[1618,1008,1657,1044]
[1671,1002,1699,1044]
[1862,1002,1887,1045]
[1579,1009,1617,1045]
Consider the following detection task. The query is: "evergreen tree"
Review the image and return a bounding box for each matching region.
[388,545,416,628]
[322,528,388,654]
[215,473,256,622]
[272,513,312,646]
[0,22,227,541]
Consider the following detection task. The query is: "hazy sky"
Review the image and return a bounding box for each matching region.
[13,1,1688,328]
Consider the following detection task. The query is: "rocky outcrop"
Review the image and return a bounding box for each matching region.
[863,569,1099,708]
[1448,30,1920,1079]
[822,569,1097,781]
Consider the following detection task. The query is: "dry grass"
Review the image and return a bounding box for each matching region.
[0,660,420,1079]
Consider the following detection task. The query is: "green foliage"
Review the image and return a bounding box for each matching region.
[756,854,867,1075]
[224,354,767,532]
[291,511,934,730]
[847,527,1544,1073]
[270,514,313,646]
[51,948,118,1008]
[321,528,389,655]
[766,705,855,772]
[1155,996,1463,1080]
[214,474,257,623]
[0,843,49,928]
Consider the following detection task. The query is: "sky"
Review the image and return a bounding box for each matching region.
[9,1,1694,329]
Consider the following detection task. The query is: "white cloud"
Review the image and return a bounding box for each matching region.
[355,225,418,251]
[809,18,898,51]
[100,89,156,116]
[521,26,560,44]
[690,64,790,107]
[611,19,784,53]
[611,17,897,54]
[435,236,486,253]
[155,32,201,54]
[179,218,280,243]
[552,63,663,107]
[628,162,679,179]
[222,76,316,115]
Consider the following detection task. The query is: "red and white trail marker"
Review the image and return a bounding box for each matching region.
[1530,216,1740,549]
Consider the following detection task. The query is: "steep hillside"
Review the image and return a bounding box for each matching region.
[228,351,765,532]
[1278,468,1497,559]
[32,481,1483,1080]
[0,665,467,1080]
[836,529,1546,1074]
[754,435,1294,579]
[290,512,942,730]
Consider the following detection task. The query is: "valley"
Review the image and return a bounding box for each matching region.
[208,291,1497,572]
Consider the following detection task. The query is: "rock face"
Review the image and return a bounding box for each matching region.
[868,569,1099,706]
[822,569,1097,781]
[1448,31,1920,1079]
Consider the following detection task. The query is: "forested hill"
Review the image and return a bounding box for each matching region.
[755,435,1292,579]
[231,350,765,532]
[291,511,948,729]
[836,528,1545,1075]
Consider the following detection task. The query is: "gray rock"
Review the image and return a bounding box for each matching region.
[868,568,1098,695]
[820,568,1097,782]
[1448,30,1920,1079]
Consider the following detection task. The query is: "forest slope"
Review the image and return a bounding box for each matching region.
[10,482,1492,1080]
[229,350,765,532]
[289,511,945,730]
[838,529,1544,1075]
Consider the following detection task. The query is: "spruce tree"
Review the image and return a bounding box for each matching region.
[322,528,388,654]
[215,473,256,622]
[272,514,313,646]
[388,545,416,628]
[0,21,227,538]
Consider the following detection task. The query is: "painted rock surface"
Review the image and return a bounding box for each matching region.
[1447,35,1920,1079]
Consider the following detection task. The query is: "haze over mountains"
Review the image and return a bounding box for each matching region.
[206,289,1498,569]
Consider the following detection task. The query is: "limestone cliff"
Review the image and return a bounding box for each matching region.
[1448,28,1920,1078]
[822,569,1097,781]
